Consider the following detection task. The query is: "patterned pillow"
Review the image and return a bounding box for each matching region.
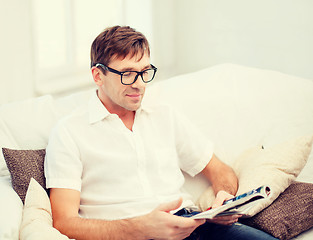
[2,148,46,203]
[240,182,313,240]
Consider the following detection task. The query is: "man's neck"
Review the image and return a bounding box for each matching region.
[118,111,136,131]
[97,91,136,131]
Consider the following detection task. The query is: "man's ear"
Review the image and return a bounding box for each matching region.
[91,67,104,86]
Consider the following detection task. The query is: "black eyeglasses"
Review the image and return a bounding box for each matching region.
[95,63,157,85]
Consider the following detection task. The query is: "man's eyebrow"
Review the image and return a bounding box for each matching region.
[120,64,151,72]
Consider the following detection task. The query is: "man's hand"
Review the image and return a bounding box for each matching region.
[139,198,205,240]
[207,190,242,226]
[211,190,233,209]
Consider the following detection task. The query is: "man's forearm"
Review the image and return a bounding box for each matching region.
[51,188,204,240]
[201,154,238,195]
[210,165,238,195]
[54,216,146,240]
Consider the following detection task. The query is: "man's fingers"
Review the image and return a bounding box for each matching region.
[167,211,206,229]
[212,190,234,208]
[208,214,242,225]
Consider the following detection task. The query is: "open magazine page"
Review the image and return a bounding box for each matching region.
[190,185,271,219]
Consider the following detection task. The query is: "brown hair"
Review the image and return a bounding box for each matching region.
[90,26,150,71]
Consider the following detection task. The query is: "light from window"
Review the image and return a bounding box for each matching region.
[31,0,123,94]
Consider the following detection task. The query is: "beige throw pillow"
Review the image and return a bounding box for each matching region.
[197,135,313,216]
[19,178,70,240]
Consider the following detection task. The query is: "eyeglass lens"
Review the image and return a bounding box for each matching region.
[122,69,155,85]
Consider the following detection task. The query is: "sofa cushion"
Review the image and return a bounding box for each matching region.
[0,95,55,177]
[0,176,23,240]
[2,148,46,203]
[197,135,313,216]
[240,181,313,240]
[20,178,70,240]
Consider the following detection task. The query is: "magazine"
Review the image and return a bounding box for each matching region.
[189,185,271,219]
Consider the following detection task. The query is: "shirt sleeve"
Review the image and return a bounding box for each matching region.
[44,119,83,191]
[172,108,214,177]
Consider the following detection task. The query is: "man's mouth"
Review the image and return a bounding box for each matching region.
[126,93,141,101]
[126,94,140,97]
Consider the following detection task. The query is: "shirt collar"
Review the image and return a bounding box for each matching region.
[88,90,152,124]
[88,90,110,124]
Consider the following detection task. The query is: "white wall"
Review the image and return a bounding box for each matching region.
[153,0,313,80]
[0,0,34,104]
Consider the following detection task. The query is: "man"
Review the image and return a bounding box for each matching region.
[44,26,277,240]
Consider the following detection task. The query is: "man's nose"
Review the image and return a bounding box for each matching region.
[131,74,146,89]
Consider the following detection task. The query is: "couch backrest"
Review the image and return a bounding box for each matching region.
[153,63,313,164]
[0,90,92,176]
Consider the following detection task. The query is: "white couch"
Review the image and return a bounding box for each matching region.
[0,63,313,239]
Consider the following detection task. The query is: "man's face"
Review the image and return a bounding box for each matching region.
[94,52,150,113]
